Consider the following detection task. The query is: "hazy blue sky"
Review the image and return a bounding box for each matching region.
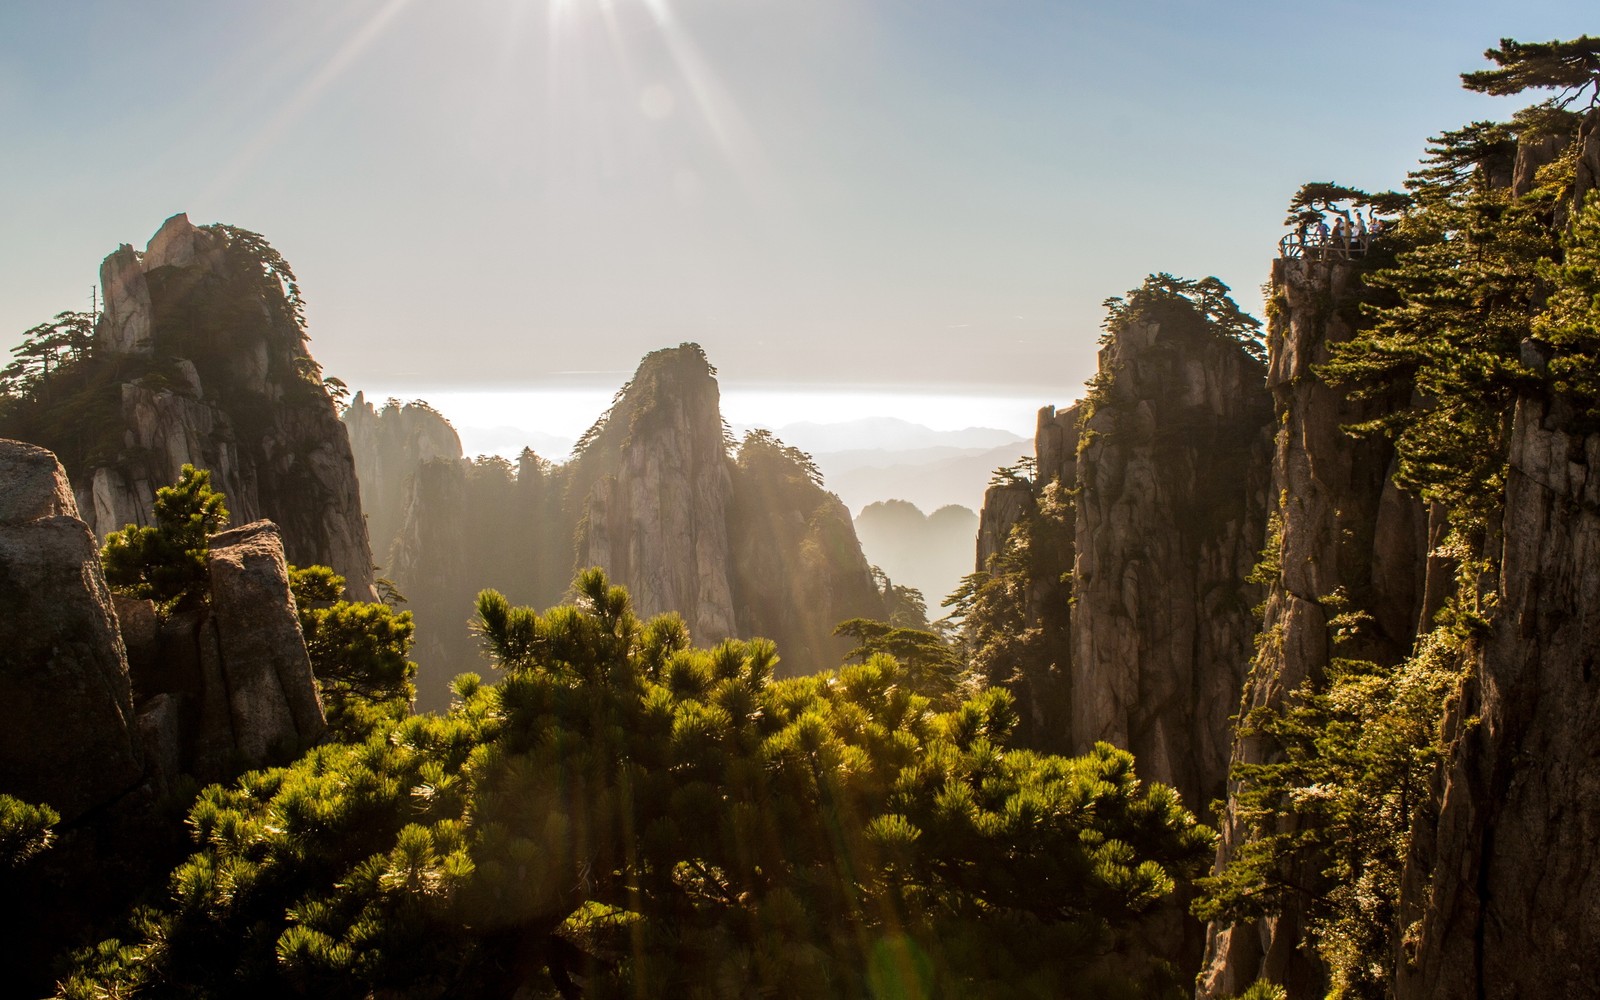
[2,1,1593,409]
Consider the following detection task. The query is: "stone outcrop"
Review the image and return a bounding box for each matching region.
[115,521,327,784]
[205,522,326,762]
[975,478,1035,572]
[0,440,144,822]
[971,313,1273,811]
[63,213,376,599]
[342,392,463,564]
[1393,393,1600,999]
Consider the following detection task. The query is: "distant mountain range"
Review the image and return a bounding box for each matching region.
[752,417,1027,455]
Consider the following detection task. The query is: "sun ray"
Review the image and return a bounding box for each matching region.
[198,0,415,205]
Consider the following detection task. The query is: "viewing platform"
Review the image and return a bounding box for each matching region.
[1278,231,1371,260]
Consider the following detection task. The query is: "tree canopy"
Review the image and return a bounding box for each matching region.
[1460,35,1600,109]
[61,570,1212,999]
[100,464,229,611]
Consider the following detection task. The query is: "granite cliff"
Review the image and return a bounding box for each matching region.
[1197,257,1429,998]
[969,279,1271,812]
[3,214,375,599]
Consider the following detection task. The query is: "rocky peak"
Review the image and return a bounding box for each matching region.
[33,215,380,600]
[573,344,738,642]
[1070,304,1273,813]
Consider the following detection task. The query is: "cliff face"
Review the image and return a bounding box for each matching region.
[1197,258,1429,998]
[1071,313,1272,813]
[0,440,145,822]
[573,346,739,641]
[969,305,1271,811]
[342,392,462,566]
[1393,394,1600,1000]
[67,214,375,598]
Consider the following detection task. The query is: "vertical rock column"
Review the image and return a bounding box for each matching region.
[1394,394,1600,999]
[1198,258,1427,999]
[1070,315,1272,815]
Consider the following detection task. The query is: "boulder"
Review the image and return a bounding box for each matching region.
[0,440,144,821]
[205,521,326,765]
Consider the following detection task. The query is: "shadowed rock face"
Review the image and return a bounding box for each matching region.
[1393,394,1600,1000]
[0,440,144,822]
[575,346,738,642]
[69,213,376,600]
[205,521,326,764]
[115,521,328,785]
[972,313,1272,814]
[1070,314,1273,814]
[1198,259,1429,999]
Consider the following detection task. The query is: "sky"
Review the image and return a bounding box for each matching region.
[2,1,1594,437]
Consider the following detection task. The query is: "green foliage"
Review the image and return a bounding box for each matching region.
[1103,273,1265,362]
[1284,182,1410,230]
[1320,119,1569,542]
[736,427,825,487]
[1460,35,1600,109]
[101,464,229,611]
[945,481,1075,751]
[1229,984,1288,1000]
[1533,192,1600,427]
[1194,636,1468,999]
[202,223,308,336]
[66,571,1210,998]
[0,795,59,871]
[834,617,965,707]
[0,311,94,399]
[290,565,418,742]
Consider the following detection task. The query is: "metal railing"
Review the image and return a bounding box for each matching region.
[1279,231,1373,260]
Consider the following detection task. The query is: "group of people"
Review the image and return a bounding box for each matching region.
[1301,208,1387,257]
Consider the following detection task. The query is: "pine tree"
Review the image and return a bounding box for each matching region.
[101,464,229,611]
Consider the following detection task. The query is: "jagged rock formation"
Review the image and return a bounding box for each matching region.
[1392,398,1600,998]
[572,347,739,640]
[0,440,145,822]
[117,521,328,786]
[7,213,376,599]
[0,438,326,805]
[372,345,886,707]
[1071,310,1272,812]
[970,305,1271,812]
[342,392,462,564]
[1196,258,1430,998]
